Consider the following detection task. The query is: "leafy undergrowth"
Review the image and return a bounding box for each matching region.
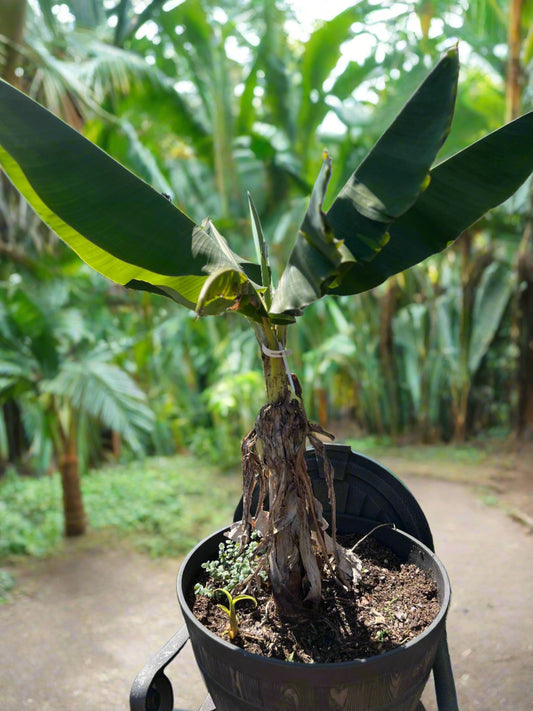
[0,470,63,558]
[0,455,241,561]
[0,438,514,564]
[344,436,488,465]
[0,568,15,603]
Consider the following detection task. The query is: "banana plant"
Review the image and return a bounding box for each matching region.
[1,47,533,617]
[435,256,515,440]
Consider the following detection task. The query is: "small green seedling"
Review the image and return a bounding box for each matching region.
[385,598,398,620]
[214,588,257,640]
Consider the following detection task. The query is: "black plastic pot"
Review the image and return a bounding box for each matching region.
[177,523,451,711]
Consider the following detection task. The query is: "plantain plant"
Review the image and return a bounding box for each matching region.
[1,48,533,618]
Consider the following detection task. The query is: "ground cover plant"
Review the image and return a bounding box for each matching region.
[0,456,240,560]
[1,46,533,637]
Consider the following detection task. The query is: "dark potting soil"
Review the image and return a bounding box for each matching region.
[190,535,440,664]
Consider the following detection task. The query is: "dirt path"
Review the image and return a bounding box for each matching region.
[0,542,206,711]
[1,458,532,711]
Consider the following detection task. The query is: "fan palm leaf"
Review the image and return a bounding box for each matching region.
[42,359,154,454]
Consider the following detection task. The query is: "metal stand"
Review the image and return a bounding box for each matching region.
[130,444,459,711]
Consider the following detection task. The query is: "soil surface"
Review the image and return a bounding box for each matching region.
[192,536,440,663]
[1,443,532,711]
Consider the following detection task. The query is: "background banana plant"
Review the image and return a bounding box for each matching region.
[1,46,533,613]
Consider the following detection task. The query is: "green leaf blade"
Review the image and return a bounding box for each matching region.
[270,154,354,316]
[327,48,459,263]
[468,262,513,376]
[0,80,205,279]
[271,49,460,317]
[43,360,154,454]
[333,109,533,295]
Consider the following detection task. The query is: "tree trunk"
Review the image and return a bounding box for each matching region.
[506,0,524,122]
[59,424,87,537]
[2,400,26,467]
[378,277,399,436]
[316,387,328,429]
[256,343,319,617]
[255,393,320,618]
[0,0,27,86]
[508,0,533,438]
[505,0,533,439]
[451,231,493,441]
[518,216,533,439]
[111,429,121,459]
[452,232,474,442]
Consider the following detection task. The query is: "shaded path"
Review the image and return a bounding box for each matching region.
[1,470,532,710]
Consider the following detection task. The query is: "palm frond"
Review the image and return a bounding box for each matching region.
[0,354,38,400]
[42,359,154,453]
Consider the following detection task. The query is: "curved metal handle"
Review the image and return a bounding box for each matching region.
[130,625,190,711]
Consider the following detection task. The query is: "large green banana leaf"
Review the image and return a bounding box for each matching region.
[271,49,459,315]
[1,48,533,324]
[0,79,261,317]
[329,110,533,297]
[297,4,366,163]
[272,47,533,312]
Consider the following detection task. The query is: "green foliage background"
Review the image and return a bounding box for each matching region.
[0,0,532,554]
[0,456,241,559]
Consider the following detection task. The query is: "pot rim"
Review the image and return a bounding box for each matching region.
[177,524,451,669]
